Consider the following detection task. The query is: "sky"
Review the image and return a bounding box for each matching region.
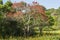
[3,0,60,9]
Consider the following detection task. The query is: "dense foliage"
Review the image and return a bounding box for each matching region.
[0,1,55,38]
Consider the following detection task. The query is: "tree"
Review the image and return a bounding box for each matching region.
[0,0,3,4]
[32,13,47,35]
[33,11,55,36]
[0,1,13,38]
[3,0,12,12]
[13,13,35,36]
[45,11,55,30]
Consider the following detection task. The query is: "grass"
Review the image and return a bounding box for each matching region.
[0,35,60,40]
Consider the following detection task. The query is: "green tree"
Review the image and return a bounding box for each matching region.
[45,11,55,30]
[3,0,12,12]
[0,1,13,38]
[0,0,3,4]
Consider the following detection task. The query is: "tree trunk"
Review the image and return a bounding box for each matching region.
[24,26,30,37]
[24,27,27,37]
[39,27,43,36]
[26,25,30,36]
